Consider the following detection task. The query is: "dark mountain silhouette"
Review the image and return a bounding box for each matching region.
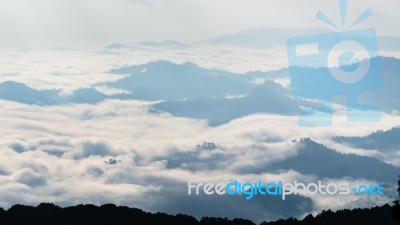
[334,126,400,152]
[60,88,108,104]
[394,175,400,223]
[153,81,303,125]
[0,57,399,128]
[238,138,399,183]
[0,81,59,105]
[261,204,399,225]
[0,203,398,225]
[395,204,400,224]
[108,60,255,101]
[149,185,313,223]
[124,57,399,125]
[243,67,289,80]
[0,57,400,111]
[0,81,132,105]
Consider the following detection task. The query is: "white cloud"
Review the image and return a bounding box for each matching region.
[0,97,398,221]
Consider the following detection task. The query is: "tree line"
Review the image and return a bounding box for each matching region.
[0,202,398,225]
[0,176,399,225]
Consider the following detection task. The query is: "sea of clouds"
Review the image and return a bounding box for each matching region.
[0,44,399,222]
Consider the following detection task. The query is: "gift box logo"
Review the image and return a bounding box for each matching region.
[286,0,381,127]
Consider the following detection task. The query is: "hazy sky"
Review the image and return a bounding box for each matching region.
[0,0,398,48]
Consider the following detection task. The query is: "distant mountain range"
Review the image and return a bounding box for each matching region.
[105,27,400,52]
[108,60,255,101]
[241,138,399,183]
[204,27,400,52]
[0,81,132,105]
[149,57,400,125]
[204,27,329,49]
[334,126,400,152]
[1,57,399,126]
[159,138,399,184]
[106,40,192,50]
[153,81,305,126]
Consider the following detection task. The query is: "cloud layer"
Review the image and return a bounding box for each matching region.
[0,97,399,222]
[0,32,399,222]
